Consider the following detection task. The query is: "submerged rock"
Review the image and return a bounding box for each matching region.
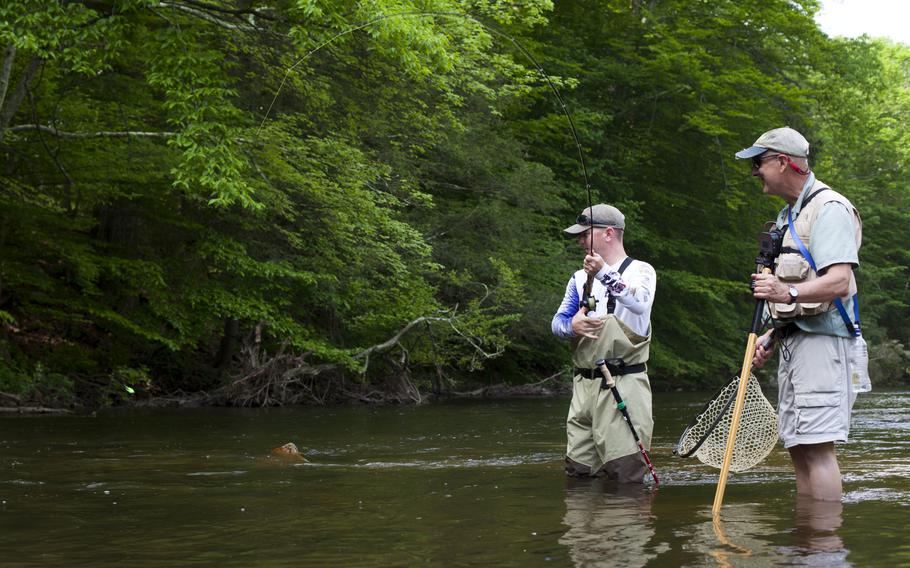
[270,442,307,462]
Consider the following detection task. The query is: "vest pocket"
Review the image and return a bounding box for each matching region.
[794,392,841,435]
[770,250,830,318]
[773,302,798,317]
[776,253,810,281]
[797,301,825,315]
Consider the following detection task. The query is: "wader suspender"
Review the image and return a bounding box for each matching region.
[574,256,645,379]
[784,190,861,336]
[606,256,636,314]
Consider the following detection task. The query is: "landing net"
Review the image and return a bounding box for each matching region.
[674,374,778,472]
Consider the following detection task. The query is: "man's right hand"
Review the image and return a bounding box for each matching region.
[752,329,775,368]
[571,309,604,339]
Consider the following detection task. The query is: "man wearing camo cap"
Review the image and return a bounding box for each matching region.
[552,203,657,482]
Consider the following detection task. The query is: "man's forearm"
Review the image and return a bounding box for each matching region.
[787,264,853,303]
[552,279,580,338]
[552,312,576,338]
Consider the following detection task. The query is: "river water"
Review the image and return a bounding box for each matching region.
[1,389,908,567]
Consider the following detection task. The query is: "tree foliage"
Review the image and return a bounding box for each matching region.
[1,0,908,406]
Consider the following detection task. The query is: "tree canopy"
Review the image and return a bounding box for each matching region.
[1,0,908,407]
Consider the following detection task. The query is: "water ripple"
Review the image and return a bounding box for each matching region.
[843,487,910,504]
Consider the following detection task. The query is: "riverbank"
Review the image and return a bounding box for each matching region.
[0,374,573,412]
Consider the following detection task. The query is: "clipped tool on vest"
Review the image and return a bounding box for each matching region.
[596,358,660,487]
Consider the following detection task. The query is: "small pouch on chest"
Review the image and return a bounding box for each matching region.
[775,253,809,281]
[771,254,825,317]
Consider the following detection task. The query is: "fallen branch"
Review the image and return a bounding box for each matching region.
[219,303,508,406]
[0,406,70,414]
[7,124,175,139]
[354,314,451,376]
[451,383,506,397]
[528,370,570,386]
[157,1,254,30]
[0,391,22,405]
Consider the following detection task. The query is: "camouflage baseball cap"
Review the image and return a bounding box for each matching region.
[564,203,625,234]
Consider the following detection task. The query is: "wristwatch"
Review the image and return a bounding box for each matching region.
[787,285,799,304]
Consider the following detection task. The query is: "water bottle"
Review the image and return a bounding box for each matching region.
[849,335,872,393]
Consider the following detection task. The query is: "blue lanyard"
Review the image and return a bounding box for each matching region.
[786,205,861,336]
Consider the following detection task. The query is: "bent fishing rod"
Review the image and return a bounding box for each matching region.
[596,359,660,486]
[256,10,598,304]
[258,10,592,189]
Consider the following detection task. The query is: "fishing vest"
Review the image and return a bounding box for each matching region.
[769,180,862,320]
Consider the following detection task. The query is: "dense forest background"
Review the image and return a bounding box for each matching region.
[2,0,909,407]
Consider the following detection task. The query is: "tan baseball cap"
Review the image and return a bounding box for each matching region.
[735,126,810,159]
[563,203,625,234]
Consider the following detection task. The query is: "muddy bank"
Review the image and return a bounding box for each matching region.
[130,381,572,408]
[0,373,572,412]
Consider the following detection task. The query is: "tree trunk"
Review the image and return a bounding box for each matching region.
[214,318,241,371]
[0,44,16,119]
[0,55,42,143]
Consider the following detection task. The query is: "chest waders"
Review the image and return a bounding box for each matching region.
[596,359,660,486]
[566,315,652,476]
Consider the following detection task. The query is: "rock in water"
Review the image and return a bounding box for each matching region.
[270,442,307,462]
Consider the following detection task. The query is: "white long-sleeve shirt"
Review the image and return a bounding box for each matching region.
[551,257,657,338]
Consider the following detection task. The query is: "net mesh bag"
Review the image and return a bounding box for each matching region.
[674,374,778,472]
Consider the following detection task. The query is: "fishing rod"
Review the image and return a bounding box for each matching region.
[258,10,597,303]
[596,358,660,486]
[258,10,591,189]
[579,209,598,312]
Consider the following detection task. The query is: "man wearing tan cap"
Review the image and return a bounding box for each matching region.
[552,204,657,482]
[740,127,865,501]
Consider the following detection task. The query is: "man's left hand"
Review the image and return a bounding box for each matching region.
[571,309,604,339]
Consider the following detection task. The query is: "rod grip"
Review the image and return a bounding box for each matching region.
[749,267,773,333]
[595,358,615,388]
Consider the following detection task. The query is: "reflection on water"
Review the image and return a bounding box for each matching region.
[786,496,848,563]
[668,503,779,568]
[560,480,665,568]
[0,392,908,566]
[663,500,850,568]
[711,518,752,567]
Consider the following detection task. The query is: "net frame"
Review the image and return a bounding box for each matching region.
[674,373,778,473]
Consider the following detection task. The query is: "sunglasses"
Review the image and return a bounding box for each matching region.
[576,214,619,230]
[751,154,783,169]
[576,213,596,225]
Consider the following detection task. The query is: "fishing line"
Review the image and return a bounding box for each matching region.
[256,10,594,219]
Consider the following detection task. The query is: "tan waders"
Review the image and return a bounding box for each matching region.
[566,314,652,482]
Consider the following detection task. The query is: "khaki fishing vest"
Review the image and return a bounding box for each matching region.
[769,181,862,320]
[571,314,651,370]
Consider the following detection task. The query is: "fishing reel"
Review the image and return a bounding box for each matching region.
[579,273,597,312]
[579,292,597,312]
